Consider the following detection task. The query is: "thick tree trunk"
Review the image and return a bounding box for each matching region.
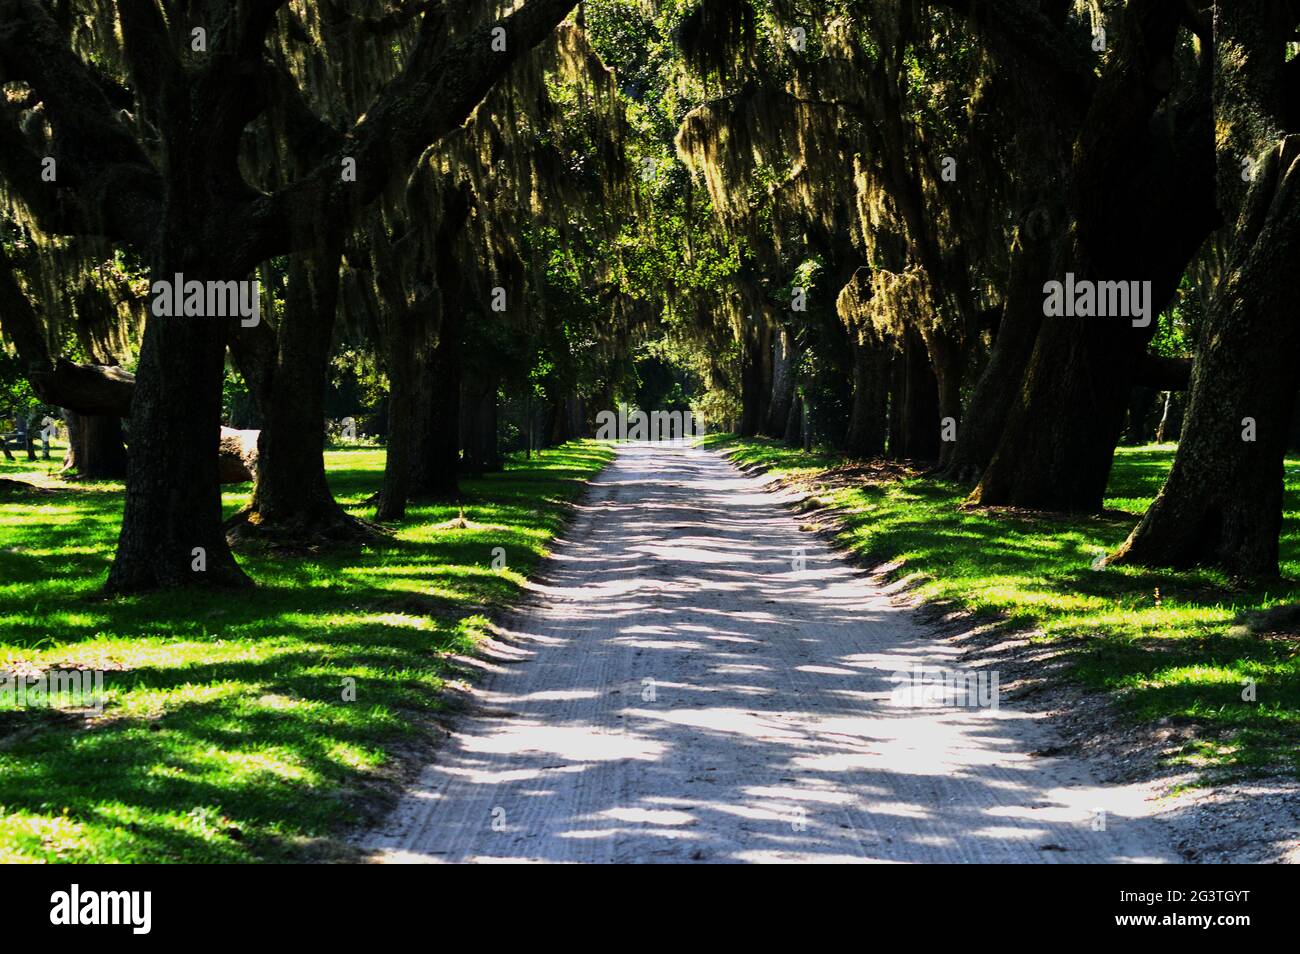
[408,337,462,499]
[965,0,1217,509]
[930,335,963,469]
[890,329,941,462]
[1289,391,1300,451]
[942,209,1060,482]
[1110,8,1300,579]
[842,337,888,458]
[938,8,1081,485]
[461,376,500,475]
[404,184,471,499]
[59,414,80,474]
[375,317,419,522]
[970,314,1156,510]
[970,211,1215,508]
[545,394,585,446]
[1124,387,1158,445]
[107,263,249,592]
[763,327,796,438]
[738,320,771,438]
[61,410,128,479]
[230,246,366,545]
[782,389,802,446]
[408,284,462,497]
[1108,151,1300,576]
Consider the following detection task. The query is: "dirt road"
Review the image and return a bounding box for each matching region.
[363,442,1177,863]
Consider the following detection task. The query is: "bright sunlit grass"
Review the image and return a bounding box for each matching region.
[0,441,612,862]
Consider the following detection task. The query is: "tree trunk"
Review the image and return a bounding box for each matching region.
[1124,387,1158,445]
[542,398,563,447]
[970,314,1154,510]
[461,376,500,475]
[965,0,1217,508]
[782,388,802,446]
[107,263,249,592]
[1109,8,1300,578]
[376,316,419,522]
[545,393,585,446]
[405,183,471,499]
[969,191,1216,507]
[230,245,366,544]
[1108,144,1300,575]
[937,17,1080,485]
[61,410,128,479]
[1288,390,1300,451]
[930,335,963,469]
[763,327,796,438]
[842,337,888,458]
[801,395,812,452]
[408,327,462,499]
[1154,390,1173,443]
[890,328,941,462]
[738,319,771,438]
[942,209,1060,481]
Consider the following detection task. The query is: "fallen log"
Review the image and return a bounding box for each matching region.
[29,359,136,417]
[219,428,260,484]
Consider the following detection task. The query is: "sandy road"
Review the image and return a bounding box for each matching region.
[363,442,1177,863]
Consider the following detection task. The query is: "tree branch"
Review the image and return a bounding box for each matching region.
[116,0,182,112]
[926,0,1096,109]
[0,0,163,245]
[240,0,578,266]
[0,242,135,415]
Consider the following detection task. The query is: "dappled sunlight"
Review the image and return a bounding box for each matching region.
[367,444,1180,863]
[0,443,613,861]
[698,439,1300,779]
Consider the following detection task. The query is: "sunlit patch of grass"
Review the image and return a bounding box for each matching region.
[0,440,611,862]
[710,435,1300,782]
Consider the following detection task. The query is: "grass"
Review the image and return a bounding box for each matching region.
[0,441,612,862]
[701,434,1300,782]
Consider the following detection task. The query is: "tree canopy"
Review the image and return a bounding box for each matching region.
[1,0,1298,586]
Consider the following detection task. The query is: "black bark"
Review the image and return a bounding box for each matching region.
[1111,4,1300,576]
[842,337,888,458]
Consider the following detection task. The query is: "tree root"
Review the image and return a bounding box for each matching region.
[224,507,391,553]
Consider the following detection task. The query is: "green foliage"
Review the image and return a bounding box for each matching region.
[1150,274,1204,358]
[0,442,613,862]
[0,350,41,427]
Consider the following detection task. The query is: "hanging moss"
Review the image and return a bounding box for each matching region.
[677,0,759,86]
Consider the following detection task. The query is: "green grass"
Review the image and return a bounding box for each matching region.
[701,434,1300,782]
[0,441,612,862]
